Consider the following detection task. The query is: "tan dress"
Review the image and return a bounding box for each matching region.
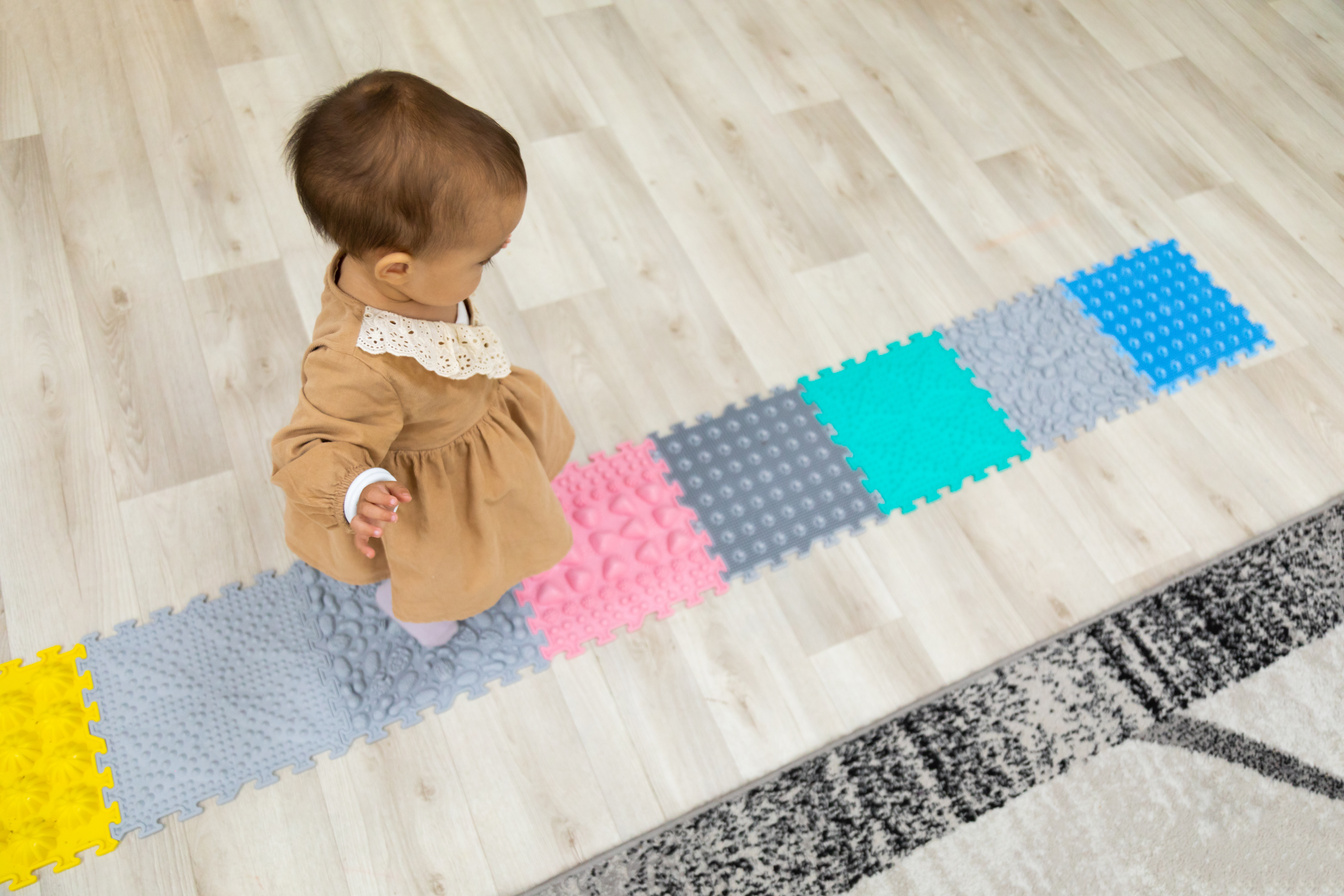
[271,254,575,622]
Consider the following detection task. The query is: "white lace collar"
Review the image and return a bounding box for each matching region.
[355,302,511,380]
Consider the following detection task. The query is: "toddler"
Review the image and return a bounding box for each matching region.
[271,70,575,648]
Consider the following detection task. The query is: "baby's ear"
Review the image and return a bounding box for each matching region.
[373,250,414,284]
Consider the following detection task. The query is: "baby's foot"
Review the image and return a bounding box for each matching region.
[374,580,459,648]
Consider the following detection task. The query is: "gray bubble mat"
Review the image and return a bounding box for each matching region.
[651,386,883,582]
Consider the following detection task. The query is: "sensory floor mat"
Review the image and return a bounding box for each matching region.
[0,646,118,890]
[798,331,1031,515]
[516,440,729,658]
[1062,240,1273,394]
[651,386,882,582]
[79,567,547,840]
[0,240,1275,888]
[938,283,1154,450]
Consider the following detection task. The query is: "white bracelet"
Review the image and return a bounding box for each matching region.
[344,468,398,523]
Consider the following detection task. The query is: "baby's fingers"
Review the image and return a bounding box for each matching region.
[360,501,399,524]
[351,517,383,560]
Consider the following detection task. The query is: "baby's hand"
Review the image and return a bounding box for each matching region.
[352,481,412,560]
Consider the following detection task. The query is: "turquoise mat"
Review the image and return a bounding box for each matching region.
[799,332,1030,514]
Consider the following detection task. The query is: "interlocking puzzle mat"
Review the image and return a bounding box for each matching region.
[0,646,118,891]
[937,283,1154,450]
[80,570,351,839]
[651,386,882,582]
[798,332,1031,515]
[516,440,729,658]
[80,565,547,839]
[1061,240,1273,394]
[2,240,1277,887]
[307,571,548,744]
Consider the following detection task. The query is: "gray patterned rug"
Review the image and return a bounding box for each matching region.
[526,497,1344,896]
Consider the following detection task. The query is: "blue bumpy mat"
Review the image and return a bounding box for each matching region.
[1061,240,1273,394]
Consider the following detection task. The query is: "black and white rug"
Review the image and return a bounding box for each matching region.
[527,498,1344,895]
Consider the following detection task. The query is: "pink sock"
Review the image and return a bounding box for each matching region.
[374,580,459,648]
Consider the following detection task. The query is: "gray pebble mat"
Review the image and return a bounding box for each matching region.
[304,565,549,744]
[79,562,548,839]
[651,386,883,582]
[937,283,1155,450]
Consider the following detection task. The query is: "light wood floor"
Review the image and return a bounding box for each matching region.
[3,0,1344,892]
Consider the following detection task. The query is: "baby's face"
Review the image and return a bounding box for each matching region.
[378,192,525,315]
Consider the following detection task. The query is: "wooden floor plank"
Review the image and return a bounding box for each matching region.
[1054,0,1183,69]
[792,1,1049,298]
[1027,430,1192,586]
[668,579,848,779]
[1129,0,1344,208]
[1173,182,1344,376]
[593,622,747,819]
[17,0,235,502]
[524,127,765,420]
[181,766,351,896]
[855,502,1038,683]
[112,0,279,278]
[216,55,334,260]
[808,615,945,734]
[969,0,1230,201]
[0,35,38,140]
[766,538,902,657]
[1101,399,1278,563]
[686,0,839,115]
[549,7,842,385]
[549,652,666,840]
[780,100,988,329]
[1187,0,1344,138]
[495,142,608,311]
[616,0,864,272]
[440,673,624,895]
[316,725,499,896]
[976,142,1132,277]
[1131,57,1344,288]
[454,0,604,141]
[930,2,1176,256]
[0,136,141,652]
[190,0,301,68]
[845,0,1038,162]
[945,466,1120,635]
[182,262,309,574]
[117,472,262,610]
[1172,369,1344,523]
[1272,0,1344,69]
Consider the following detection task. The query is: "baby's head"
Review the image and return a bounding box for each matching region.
[287,70,525,310]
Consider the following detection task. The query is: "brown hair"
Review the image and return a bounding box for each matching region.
[286,70,526,256]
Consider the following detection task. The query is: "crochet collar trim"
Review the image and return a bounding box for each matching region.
[355,304,511,380]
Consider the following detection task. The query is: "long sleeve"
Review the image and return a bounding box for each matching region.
[271,346,404,531]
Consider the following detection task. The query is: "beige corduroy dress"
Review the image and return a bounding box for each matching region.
[271,253,575,622]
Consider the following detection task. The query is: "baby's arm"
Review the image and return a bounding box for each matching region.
[271,346,407,556]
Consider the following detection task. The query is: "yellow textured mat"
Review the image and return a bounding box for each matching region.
[0,646,119,891]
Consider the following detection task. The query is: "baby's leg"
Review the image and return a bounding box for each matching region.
[374,580,459,648]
